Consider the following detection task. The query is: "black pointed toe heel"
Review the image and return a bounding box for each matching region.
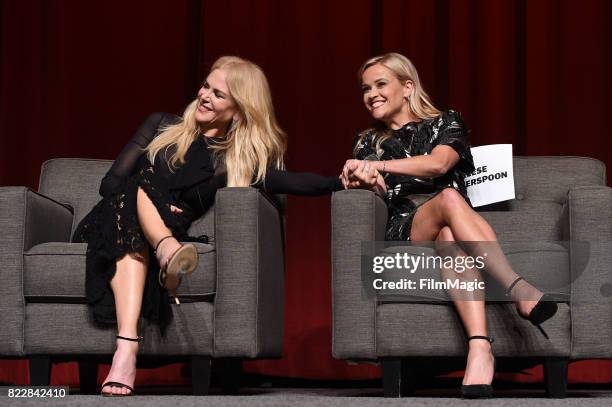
[461,384,493,399]
[461,335,495,399]
[506,277,558,339]
[101,335,142,397]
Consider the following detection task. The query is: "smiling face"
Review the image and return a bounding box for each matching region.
[361,63,414,128]
[195,68,238,133]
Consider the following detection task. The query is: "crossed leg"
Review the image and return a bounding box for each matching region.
[410,188,544,315]
[410,188,547,386]
[101,187,183,395]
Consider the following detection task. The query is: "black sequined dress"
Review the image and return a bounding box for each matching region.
[353,110,475,241]
[73,112,342,332]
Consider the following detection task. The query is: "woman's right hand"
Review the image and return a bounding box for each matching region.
[169,205,183,214]
[341,159,362,187]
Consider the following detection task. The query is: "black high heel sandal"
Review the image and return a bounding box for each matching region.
[506,276,558,339]
[155,235,198,305]
[101,335,142,397]
[461,335,495,399]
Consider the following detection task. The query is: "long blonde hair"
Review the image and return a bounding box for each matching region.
[355,53,441,155]
[147,56,286,186]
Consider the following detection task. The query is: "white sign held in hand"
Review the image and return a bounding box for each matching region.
[465,144,515,207]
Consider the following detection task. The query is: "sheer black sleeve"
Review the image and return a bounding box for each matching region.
[181,168,343,217]
[99,112,171,197]
[180,172,227,216]
[257,169,343,196]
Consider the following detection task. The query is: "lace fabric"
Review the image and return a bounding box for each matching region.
[72,111,342,331]
[74,162,194,330]
[72,112,200,332]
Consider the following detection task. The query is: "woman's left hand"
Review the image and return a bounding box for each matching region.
[342,160,380,189]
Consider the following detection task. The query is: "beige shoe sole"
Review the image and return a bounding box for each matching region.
[158,244,198,294]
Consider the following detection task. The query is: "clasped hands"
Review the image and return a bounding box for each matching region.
[340,159,386,195]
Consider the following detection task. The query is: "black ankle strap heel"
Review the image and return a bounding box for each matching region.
[101,335,142,397]
[461,335,495,399]
[506,277,558,339]
[116,335,142,342]
[154,235,173,255]
[467,335,494,344]
[505,276,524,297]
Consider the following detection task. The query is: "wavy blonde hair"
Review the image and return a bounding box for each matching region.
[146,99,200,173]
[147,56,286,186]
[355,52,441,155]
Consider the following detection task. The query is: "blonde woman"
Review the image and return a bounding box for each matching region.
[341,53,557,398]
[73,56,342,396]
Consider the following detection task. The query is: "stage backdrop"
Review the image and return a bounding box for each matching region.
[1,0,611,386]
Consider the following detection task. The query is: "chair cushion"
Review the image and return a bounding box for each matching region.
[38,159,113,238]
[479,201,565,241]
[472,156,606,241]
[512,156,606,203]
[23,241,216,300]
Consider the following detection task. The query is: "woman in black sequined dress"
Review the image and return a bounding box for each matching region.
[73,56,342,396]
[341,53,557,398]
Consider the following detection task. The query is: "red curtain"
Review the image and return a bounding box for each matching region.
[1,0,610,386]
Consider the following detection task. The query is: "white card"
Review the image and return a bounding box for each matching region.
[465,144,515,207]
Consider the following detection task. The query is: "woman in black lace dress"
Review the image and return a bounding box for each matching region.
[341,53,557,398]
[73,56,342,396]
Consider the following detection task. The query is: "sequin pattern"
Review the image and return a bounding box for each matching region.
[353,110,475,241]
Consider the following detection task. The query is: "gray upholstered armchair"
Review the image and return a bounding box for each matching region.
[0,158,285,394]
[332,156,612,398]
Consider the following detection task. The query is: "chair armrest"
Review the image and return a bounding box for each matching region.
[213,187,284,358]
[568,185,612,358]
[0,187,73,356]
[331,190,387,360]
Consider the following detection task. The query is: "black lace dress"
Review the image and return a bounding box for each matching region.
[73,112,342,331]
[353,110,475,241]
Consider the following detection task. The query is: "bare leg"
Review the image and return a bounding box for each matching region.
[410,188,543,316]
[101,187,181,395]
[101,250,148,396]
[436,226,493,386]
[136,187,182,267]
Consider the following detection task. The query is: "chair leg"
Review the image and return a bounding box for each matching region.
[543,357,568,398]
[78,360,98,394]
[29,356,51,386]
[191,355,211,395]
[382,358,415,397]
[216,358,243,395]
